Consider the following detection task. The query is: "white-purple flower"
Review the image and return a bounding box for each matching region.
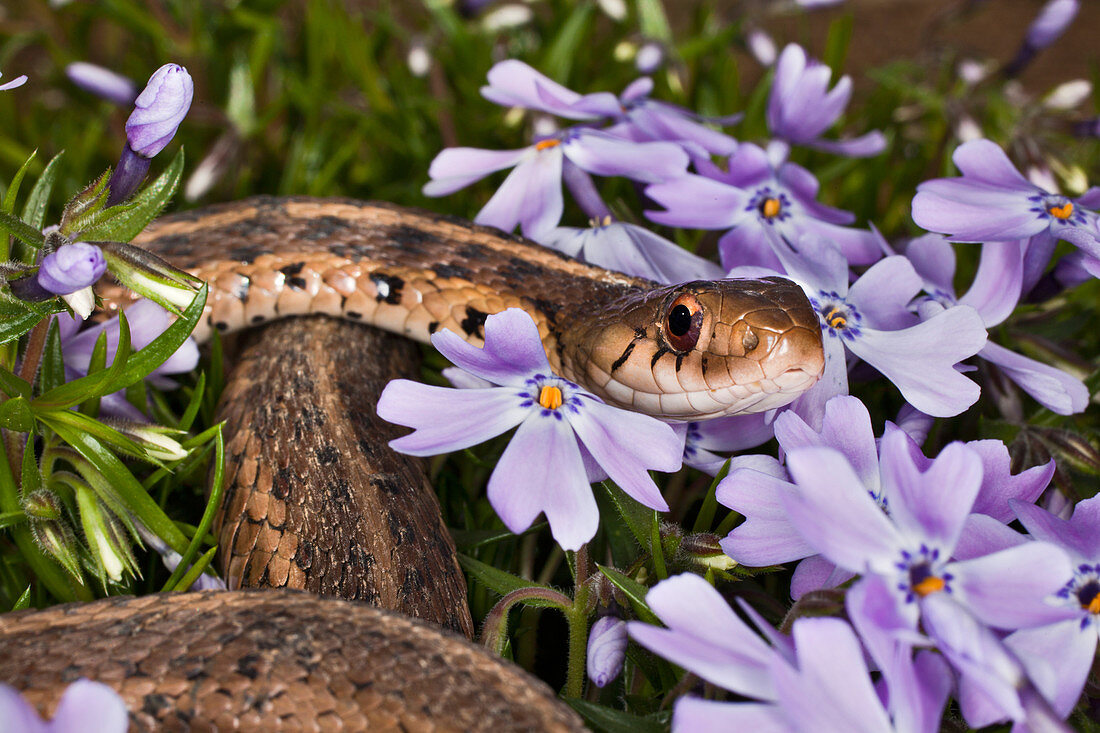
[125,64,194,159]
[424,128,687,239]
[0,679,128,733]
[37,243,107,296]
[0,71,28,92]
[377,308,682,550]
[905,234,1089,415]
[645,143,883,270]
[65,62,138,106]
[911,139,1100,289]
[767,44,886,158]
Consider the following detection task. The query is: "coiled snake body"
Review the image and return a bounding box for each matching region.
[0,197,825,730]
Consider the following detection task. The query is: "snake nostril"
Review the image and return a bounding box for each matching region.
[741,328,759,353]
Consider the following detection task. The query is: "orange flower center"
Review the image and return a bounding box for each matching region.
[761,197,782,219]
[824,307,847,329]
[539,385,563,410]
[535,139,561,151]
[913,575,946,597]
[1087,592,1100,615]
[1048,202,1074,220]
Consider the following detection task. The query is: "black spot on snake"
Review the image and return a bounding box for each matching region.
[235,653,261,680]
[303,215,351,240]
[460,306,488,337]
[142,693,172,717]
[701,356,708,375]
[370,273,405,305]
[327,478,352,504]
[251,315,265,324]
[346,311,362,320]
[433,262,474,280]
[279,261,306,277]
[288,276,308,290]
[427,321,439,334]
[611,342,635,372]
[315,445,339,465]
[215,321,229,332]
[675,353,685,372]
[634,326,647,340]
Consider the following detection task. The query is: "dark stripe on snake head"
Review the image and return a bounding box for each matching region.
[611,342,635,372]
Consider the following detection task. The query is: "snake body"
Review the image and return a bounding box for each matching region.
[1,196,826,729]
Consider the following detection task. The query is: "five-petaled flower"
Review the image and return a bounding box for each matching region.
[377,308,682,550]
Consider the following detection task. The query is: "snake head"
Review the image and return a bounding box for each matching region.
[565,277,825,420]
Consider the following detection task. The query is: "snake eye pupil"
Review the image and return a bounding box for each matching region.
[668,305,692,336]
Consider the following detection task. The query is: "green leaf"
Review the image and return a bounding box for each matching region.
[21,150,64,230]
[169,545,218,592]
[38,409,154,466]
[78,149,185,242]
[0,299,55,345]
[541,3,593,82]
[691,460,731,533]
[823,13,854,81]
[2,149,37,215]
[58,170,111,238]
[162,427,225,591]
[650,512,667,580]
[0,510,26,529]
[20,434,42,495]
[33,310,131,410]
[458,553,563,607]
[597,564,660,625]
[0,366,31,399]
[599,480,651,548]
[0,211,45,249]
[0,396,34,431]
[39,317,65,395]
[636,0,673,42]
[565,699,670,733]
[10,585,31,611]
[104,284,205,391]
[36,413,189,554]
[177,372,206,431]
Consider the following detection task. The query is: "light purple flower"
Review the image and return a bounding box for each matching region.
[480,60,738,156]
[539,219,724,284]
[1005,0,1079,77]
[730,232,986,422]
[646,143,883,270]
[905,234,1089,414]
[0,71,28,91]
[125,64,194,158]
[65,62,138,106]
[37,243,107,295]
[587,616,628,687]
[424,129,688,239]
[767,44,885,158]
[377,308,682,550]
[911,139,1100,289]
[676,412,776,475]
[0,679,128,733]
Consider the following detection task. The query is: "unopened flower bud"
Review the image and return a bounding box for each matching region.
[125,64,194,159]
[111,422,189,462]
[635,42,665,74]
[76,486,138,583]
[31,518,84,581]
[65,62,138,106]
[587,616,628,687]
[1025,0,1078,50]
[681,532,738,571]
[22,489,62,521]
[99,240,202,312]
[37,242,107,295]
[746,29,777,66]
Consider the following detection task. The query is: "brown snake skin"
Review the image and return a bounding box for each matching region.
[0,196,825,729]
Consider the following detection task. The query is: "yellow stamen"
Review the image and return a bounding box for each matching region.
[539,385,563,410]
[913,576,945,597]
[761,197,782,219]
[1087,593,1100,615]
[1048,202,1074,220]
[824,308,847,329]
[535,139,561,151]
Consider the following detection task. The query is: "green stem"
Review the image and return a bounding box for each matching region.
[563,577,592,699]
[479,586,572,655]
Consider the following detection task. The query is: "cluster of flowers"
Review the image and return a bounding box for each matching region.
[381,9,1098,728]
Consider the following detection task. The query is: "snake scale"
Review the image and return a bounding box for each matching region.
[0,196,825,730]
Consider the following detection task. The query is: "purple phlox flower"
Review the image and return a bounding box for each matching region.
[59,300,200,420]
[0,71,27,91]
[480,60,738,156]
[539,218,724,284]
[646,143,883,270]
[767,44,886,158]
[991,496,1100,721]
[65,62,138,106]
[133,522,225,591]
[627,573,792,706]
[889,403,934,447]
[911,139,1100,290]
[37,242,106,296]
[125,64,194,158]
[730,232,986,422]
[0,679,128,733]
[905,234,1089,415]
[424,128,687,239]
[377,308,681,550]
[587,615,628,687]
[674,411,777,475]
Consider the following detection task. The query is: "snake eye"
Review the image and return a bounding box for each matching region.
[664,293,703,352]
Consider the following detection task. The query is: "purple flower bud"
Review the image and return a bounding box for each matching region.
[125,63,193,158]
[587,616,628,687]
[65,62,138,106]
[1025,0,1078,49]
[37,242,106,295]
[106,145,152,206]
[0,72,27,91]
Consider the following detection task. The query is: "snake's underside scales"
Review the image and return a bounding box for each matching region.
[0,196,825,730]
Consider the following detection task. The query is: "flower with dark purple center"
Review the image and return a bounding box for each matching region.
[37,242,106,295]
[911,139,1100,290]
[377,308,682,550]
[809,291,863,343]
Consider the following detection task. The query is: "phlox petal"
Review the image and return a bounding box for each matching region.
[379,381,527,456]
